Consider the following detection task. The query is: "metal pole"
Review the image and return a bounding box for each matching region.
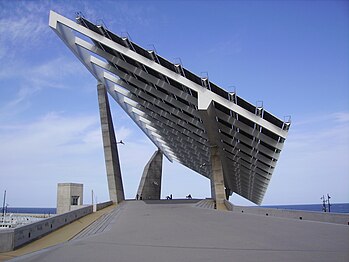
[321,195,326,212]
[327,194,331,213]
[2,190,6,218]
[92,190,94,205]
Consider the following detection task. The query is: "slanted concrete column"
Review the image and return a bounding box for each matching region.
[199,102,227,210]
[210,146,227,210]
[137,150,163,200]
[97,82,125,203]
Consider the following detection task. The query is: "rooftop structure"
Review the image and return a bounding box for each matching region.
[57,183,84,214]
[49,11,290,206]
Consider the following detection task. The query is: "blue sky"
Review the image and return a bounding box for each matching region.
[0,0,348,207]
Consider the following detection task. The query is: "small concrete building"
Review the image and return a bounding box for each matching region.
[57,183,83,214]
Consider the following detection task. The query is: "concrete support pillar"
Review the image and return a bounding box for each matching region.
[97,82,125,203]
[210,146,227,210]
[199,102,227,210]
[137,150,163,200]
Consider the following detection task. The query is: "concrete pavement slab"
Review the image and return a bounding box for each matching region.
[10,201,349,262]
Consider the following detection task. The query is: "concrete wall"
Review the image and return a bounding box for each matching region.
[0,205,92,252]
[0,229,14,253]
[93,201,113,212]
[224,200,349,225]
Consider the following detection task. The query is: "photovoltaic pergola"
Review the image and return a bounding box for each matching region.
[49,11,290,206]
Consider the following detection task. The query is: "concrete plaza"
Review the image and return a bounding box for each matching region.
[10,200,349,262]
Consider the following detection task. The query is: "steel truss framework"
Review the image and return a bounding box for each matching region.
[49,11,290,205]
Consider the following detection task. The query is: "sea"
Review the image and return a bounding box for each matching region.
[261,203,349,213]
[3,207,56,215]
[2,203,349,214]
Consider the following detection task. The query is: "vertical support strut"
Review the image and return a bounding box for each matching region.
[210,146,227,210]
[137,150,163,200]
[199,102,227,210]
[97,82,125,203]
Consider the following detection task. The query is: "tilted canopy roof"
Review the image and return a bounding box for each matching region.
[49,11,290,204]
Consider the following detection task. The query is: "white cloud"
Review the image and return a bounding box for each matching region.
[333,112,349,123]
[292,112,349,127]
[0,109,211,207]
[115,126,133,141]
[0,56,86,119]
[0,1,50,60]
[0,2,92,119]
[0,112,147,207]
[0,112,102,206]
[0,56,83,86]
[0,16,47,45]
[0,113,98,159]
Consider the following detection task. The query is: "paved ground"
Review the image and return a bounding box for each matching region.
[7,201,349,261]
[0,205,116,261]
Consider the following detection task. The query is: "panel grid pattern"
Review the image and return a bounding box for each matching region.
[49,11,290,204]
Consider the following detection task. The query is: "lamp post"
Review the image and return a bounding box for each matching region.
[327,194,331,213]
[321,195,327,212]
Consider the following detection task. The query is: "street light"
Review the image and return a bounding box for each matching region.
[327,194,331,213]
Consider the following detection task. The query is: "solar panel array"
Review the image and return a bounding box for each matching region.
[50,11,290,204]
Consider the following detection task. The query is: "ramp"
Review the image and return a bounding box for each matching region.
[11,201,349,262]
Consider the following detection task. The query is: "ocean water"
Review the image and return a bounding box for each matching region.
[261,203,349,213]
[3,207,56,214]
